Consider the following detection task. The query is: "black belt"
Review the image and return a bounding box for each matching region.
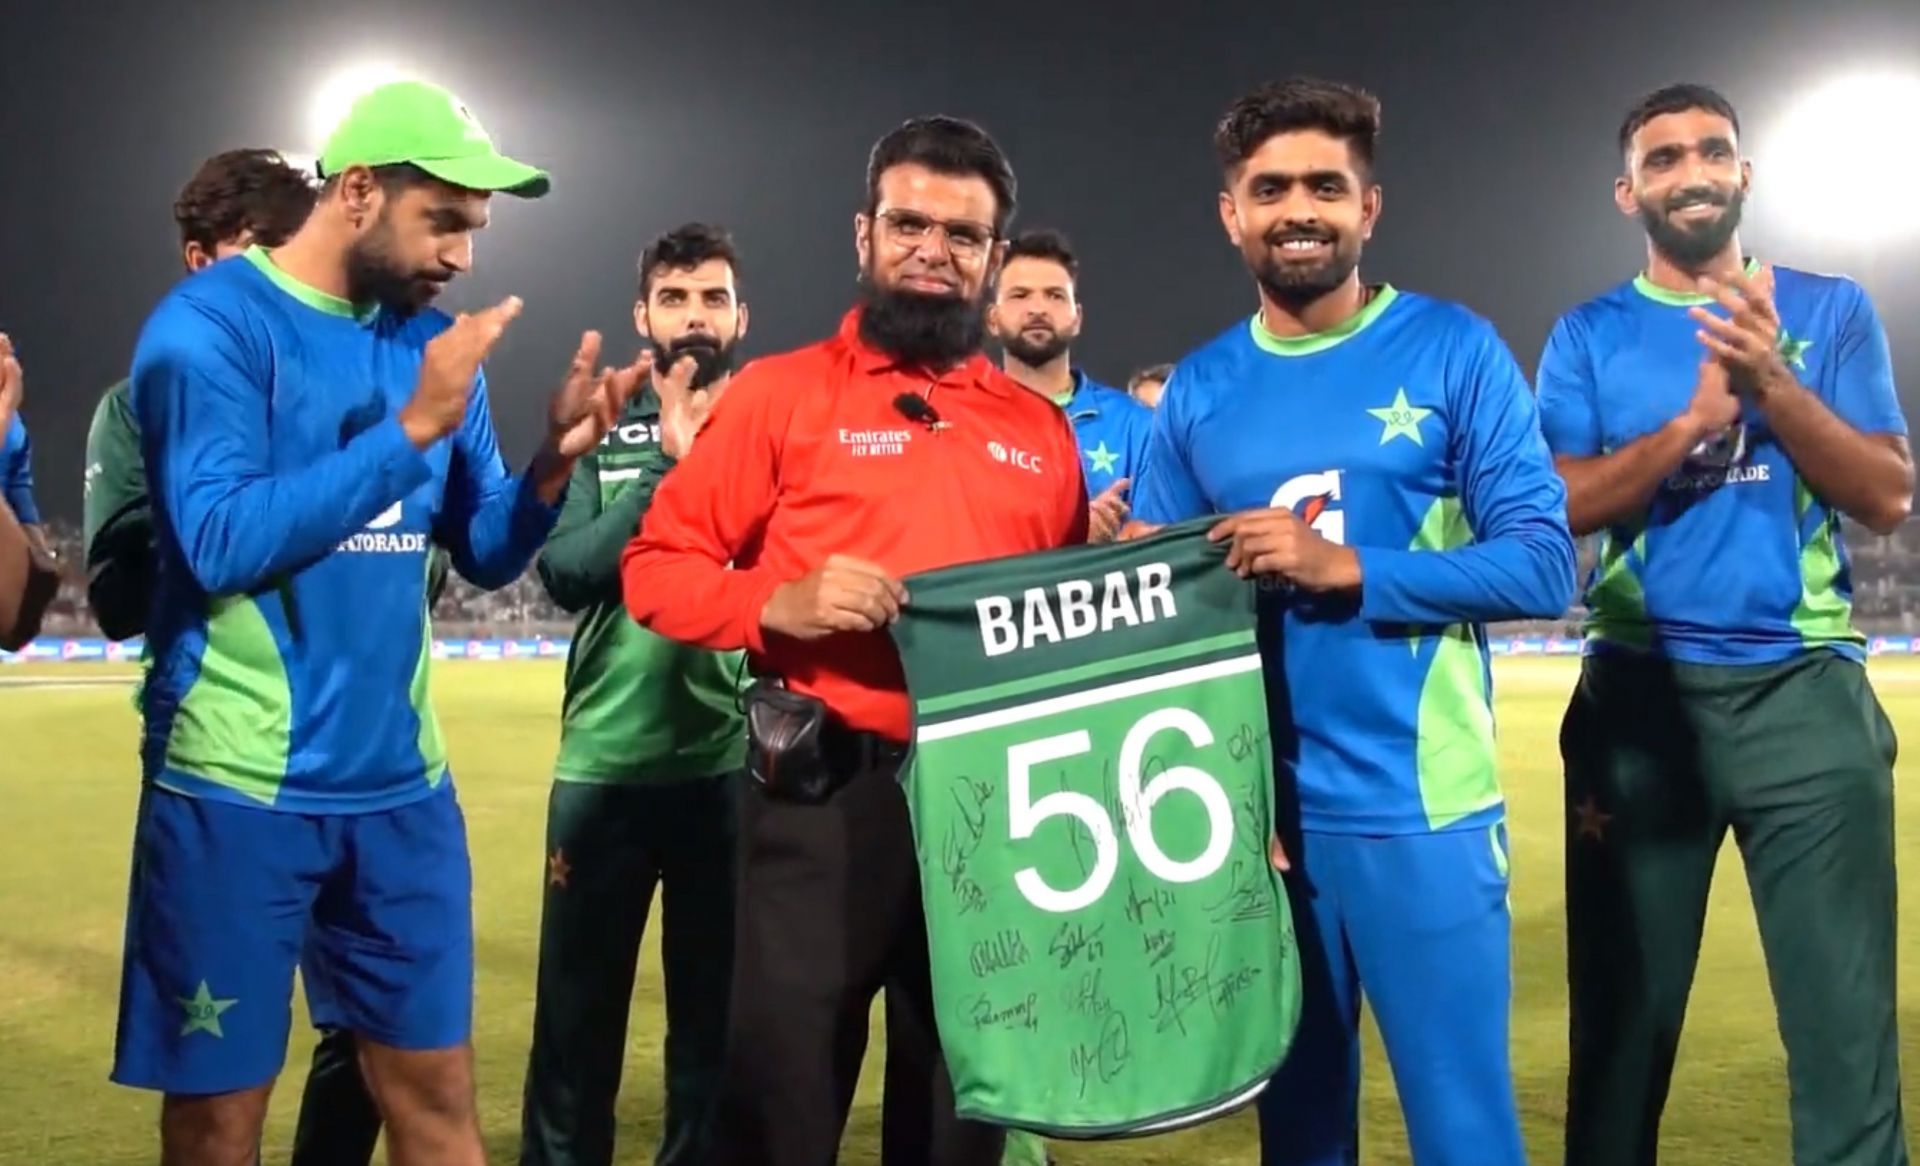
[819,719,910,774]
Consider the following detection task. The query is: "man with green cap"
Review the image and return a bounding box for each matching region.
[110,79,643,1166]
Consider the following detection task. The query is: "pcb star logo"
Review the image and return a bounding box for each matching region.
[1573,795,1613,843]
[178,980,237,1038]
[1776,329,1813,371]
[1367,388,1433,447]
[1085,441,1120,475]
[548,848,572,889]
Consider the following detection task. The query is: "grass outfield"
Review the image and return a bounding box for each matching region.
[3,656,1918,1164]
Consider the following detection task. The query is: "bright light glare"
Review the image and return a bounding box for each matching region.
[1766,71,1920,245]
[307,61,413,153]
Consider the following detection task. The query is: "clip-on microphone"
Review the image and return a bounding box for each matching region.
[893,393,948,432]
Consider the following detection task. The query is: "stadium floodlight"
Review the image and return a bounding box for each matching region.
[1764,70,1920,246]
[306,61,413,153]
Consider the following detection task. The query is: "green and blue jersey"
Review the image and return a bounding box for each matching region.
[130,247,560,813]
[1134,288,1575,835]
[1536,264,1907,664]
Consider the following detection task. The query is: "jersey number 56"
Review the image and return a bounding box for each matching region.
[1006,708,1234,913]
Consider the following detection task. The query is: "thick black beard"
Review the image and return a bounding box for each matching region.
[856,274,986,371]
[344,221,449,318]
[1249,235,1362,311]
[1639,188,1744,270]
[999,328,1073,368]
[650,334,735,390]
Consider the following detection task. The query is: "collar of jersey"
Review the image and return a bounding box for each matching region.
[1632,256,1762,306]
[1249,284,1399,357]
[837,307,1007,395]
[1056,368,1101,418]
[243,247,380,325]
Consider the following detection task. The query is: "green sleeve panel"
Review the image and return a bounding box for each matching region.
[82,381,155,641]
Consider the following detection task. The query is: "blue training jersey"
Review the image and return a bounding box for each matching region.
[1058,368,1153,498]
[130,247,561,814]
[1135,287,1575,835]
[1,415,39,524]
[1537,263,1907,665]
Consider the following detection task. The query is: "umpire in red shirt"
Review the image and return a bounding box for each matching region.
[622,116,1120,1166]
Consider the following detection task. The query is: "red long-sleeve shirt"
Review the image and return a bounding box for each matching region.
[621,308,1090,741]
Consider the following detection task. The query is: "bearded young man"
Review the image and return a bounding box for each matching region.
[521,222,750,1166]
[1128,77,1574,1166]
[112,80,642,1166]
[621,115,1110,1166]
[988,228,1151,511]
[1537,82,1911,1166]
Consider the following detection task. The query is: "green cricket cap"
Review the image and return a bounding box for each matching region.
[318,80,550,198]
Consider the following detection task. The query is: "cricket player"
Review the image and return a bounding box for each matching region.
[0,335,57,650]
[521,222,749,1166]
[83,146,452,1166]
[1129,78,1576,1166]
[113,80,642,1166]
[1539,83,1911,1166]
[988,228,1152,502]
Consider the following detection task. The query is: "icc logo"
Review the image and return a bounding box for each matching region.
[1270,470,1345,544]
[987,441,1043,473]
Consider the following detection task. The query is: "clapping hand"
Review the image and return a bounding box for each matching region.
[547,331,649,460]
[1689,265,1789,400]
[655,354,724,461]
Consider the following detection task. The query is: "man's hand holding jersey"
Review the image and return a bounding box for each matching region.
[1210,507,1362,591]
[760,554,909,640]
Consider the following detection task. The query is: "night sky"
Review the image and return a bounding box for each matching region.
[4,0,1917,522]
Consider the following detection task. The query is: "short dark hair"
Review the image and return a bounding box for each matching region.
[173,148,317,251]
[1618,83,1741,157]
[638,222,741,299]
[866,115,1018,236]
[1214,78,1383,178]
[1128,363,1174,392]
[1003,228,1077,282]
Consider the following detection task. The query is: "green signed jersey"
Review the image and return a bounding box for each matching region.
[889,520,1300,1138]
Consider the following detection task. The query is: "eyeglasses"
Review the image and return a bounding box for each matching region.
[874,209,995,259]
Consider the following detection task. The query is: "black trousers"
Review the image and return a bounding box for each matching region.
[714,753,1005,1166]
[290,1028,380,1166]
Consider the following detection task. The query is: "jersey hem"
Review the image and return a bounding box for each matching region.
[551,762,740,786]
[149,768,452,815]
[1296,802,1504,836]
[1583,635,1866,665]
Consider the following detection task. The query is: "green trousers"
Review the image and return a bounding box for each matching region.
[520,776,738,1166]
[1562,650,1906,1166]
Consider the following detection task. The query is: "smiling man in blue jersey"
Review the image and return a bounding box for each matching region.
[115,79,642,1166]
[989,228,1151,508]
[1539,84,1912,1166]
[1128,78,1575,1166]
